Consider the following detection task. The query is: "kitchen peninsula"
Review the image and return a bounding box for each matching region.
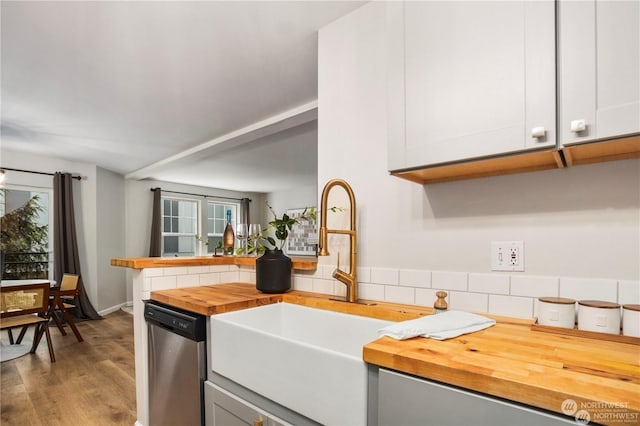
[110,255,316,426]
[113,257,639,426]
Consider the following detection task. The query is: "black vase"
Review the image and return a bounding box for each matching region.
[256,248,291,293]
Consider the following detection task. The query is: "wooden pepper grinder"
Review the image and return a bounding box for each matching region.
[434,291,448,314]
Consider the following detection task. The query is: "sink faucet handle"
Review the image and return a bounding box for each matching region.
[332,252,341,278]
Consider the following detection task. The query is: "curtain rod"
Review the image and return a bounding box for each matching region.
[0,167,82,180]
[151,187,251,202]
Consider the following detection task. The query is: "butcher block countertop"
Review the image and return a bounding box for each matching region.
[364,321,640,425]
[111,255,317,270]
[151,283,639,425]
[150,282,431,319]
[151,282,283,316]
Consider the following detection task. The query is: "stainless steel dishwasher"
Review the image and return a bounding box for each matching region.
[144,300,207,426]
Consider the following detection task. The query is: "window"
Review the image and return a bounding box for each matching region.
[160,196,240,256]
[162,198,198,257]
[205,201,238,254]
[0,187,51,279]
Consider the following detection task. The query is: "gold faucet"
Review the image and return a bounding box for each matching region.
[319,179,358,303]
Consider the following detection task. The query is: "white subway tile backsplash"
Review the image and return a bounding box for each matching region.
[399,269,431,288]
[293,276,314,292]
[371,268,399,285]
[293,269,319,282]
[468,273,509,295]
[357,267,371,283]
[510,275,559,298]
[385,286,415,305]
[432,271,468,291]
[415,288,438,308]
[238,270,255,283]
[163,267,188,276]
[333,282,347,298]
[176,274,200,288]
[321,264,337,280]
[489,295,534,319]
[145,268,164,277]
[359,283,385,301]
[150,275,177,291]
[618,280,640,305]
[449,291,488,313]
[312,278,335,295]
[220,271,239,283]
[560,277,618,303]
[142,263,630,323]
[199,273,220,285]
[187,266,211,275]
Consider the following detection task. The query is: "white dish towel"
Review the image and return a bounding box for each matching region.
[378,310,496,341]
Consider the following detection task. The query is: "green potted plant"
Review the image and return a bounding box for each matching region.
[254,202,316,293]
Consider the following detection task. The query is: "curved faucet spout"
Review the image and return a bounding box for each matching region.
[318,179,358,303]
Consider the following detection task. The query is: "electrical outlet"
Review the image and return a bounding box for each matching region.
[491,241,524,271]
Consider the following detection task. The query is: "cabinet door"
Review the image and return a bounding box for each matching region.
[393,1,555,170]
[559,0,640,146]
[205,382,292,426]
[378,369,574,426]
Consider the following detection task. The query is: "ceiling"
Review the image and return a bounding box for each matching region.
[0,1,365,192]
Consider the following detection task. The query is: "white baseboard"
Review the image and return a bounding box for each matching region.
[98,302,133,316]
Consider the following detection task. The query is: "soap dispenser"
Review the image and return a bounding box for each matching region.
[434,291,448,314]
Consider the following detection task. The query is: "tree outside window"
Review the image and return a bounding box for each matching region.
[0,189,50,279]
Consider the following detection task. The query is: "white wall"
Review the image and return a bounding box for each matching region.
[265,183,317,223]
[318,2,640,283]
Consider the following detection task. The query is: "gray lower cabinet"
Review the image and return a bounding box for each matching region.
[204,377,320,426]
[377,369,574,426]
[205,381,291,426]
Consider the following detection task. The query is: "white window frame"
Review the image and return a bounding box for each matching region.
[204,200,240,254]
[160,195,241,256]
[161,196,200,257]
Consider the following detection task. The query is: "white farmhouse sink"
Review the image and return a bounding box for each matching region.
[210,302,393,425]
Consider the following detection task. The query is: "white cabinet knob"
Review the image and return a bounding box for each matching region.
[570,119,586,133]
[531,127,546,139]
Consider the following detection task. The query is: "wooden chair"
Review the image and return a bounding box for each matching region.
[1,282,56,362]
[49,273,84,342]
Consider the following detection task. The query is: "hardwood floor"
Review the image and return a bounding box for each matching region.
[1,310,136,426]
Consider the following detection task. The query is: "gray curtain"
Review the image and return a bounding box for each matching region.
[241,197,250,225]
[149,188,162,257]
[53,172,101,320]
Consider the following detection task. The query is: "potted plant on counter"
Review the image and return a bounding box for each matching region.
[253,202,316,293]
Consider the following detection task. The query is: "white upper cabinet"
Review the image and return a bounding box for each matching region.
[558,0,640,146]
[388,1,556,172]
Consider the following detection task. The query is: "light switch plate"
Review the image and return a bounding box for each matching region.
[491,241,524,271]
